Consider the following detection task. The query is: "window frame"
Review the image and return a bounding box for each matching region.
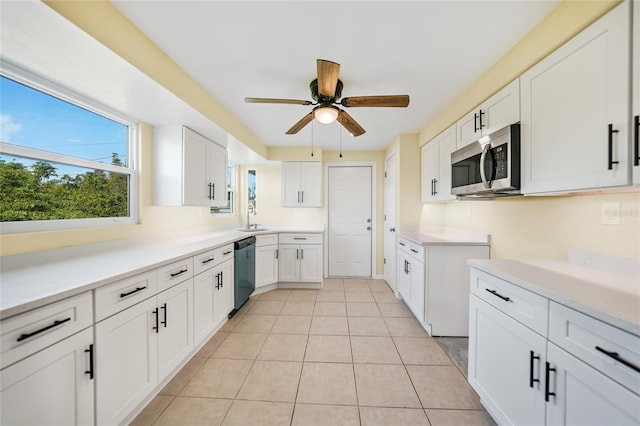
[211,165,236,215]
[0,62,139,234]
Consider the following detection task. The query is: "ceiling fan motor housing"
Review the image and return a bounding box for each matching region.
[310,78,343,104]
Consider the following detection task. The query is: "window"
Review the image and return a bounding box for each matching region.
[0,65,137,233]
[211,165,235,214]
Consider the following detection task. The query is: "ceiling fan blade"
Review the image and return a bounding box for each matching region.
[337,110,366,137]
[285,112,314,134]
[317,59,341,98]
[245,97,312,105]
[341,95,410,108]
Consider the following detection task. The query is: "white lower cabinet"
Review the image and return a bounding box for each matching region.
[0,328,94,426]
[278,233,323,283]
[397,244,425,323]
[469,266,640,426]
[212,259,234,327]
[193,256,234,344]
[256,234,279,288]
[469,295,547,425]
[95,279,193,425]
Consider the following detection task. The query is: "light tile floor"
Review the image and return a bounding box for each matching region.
[131,278,495,426]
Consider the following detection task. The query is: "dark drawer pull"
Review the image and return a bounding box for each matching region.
[152,308,159,333]
[399,242,406,246]
[293,237,307,240]
[410,248,419,254]
[545,362,556,402]
[85,344,94,380]
[120,286,147,298]
[608,124,619,170]
[201,257,214,264]
[170,268,188,278]
[486,288,510,302]
[595,346,640,373]
[160,303,167,328]
[223,250,232,256]
[17,317,72,342]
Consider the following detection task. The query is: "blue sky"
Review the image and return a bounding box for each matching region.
[0,76,128,167]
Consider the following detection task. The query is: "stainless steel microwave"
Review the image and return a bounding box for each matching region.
[450,123,521,198]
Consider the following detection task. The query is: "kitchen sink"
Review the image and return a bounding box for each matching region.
[238,227,268,232]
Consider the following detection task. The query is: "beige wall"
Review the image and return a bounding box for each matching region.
[415,0,639,260]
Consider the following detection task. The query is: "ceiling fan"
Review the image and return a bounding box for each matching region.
[245,59,410,137]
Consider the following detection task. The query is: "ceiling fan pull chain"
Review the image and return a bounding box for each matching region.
[311,120,314,157]
[339,126,343,158]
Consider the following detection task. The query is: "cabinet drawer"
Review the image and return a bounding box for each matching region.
[1,292,93,369]
[470,268,548,336]
[193,249,217,275]
[256,234,278,247]
[279,233,322,245]
[157,257,194,291]
[549,302,640,394]
[213,243,234,264]
[94,270,158,321]
[398,237,424,262]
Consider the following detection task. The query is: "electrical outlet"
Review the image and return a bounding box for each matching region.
[602,202,620,225]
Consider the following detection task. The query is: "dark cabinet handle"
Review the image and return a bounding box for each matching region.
[301,191,304,203]
[212,183,215,200]
[208,183,213,200]
[85,344,94,380]
[120,286,146,298]
[390,228,396,232]
[434,178,438,195]
[275,249,279,259]
[595,346,640,373]
[293,237,307,240]
[220,271,224,287]
[215,272,221,289]
[296,249,300,260]
[479,109,485,129]
[399,242,406,247]
[297,191,301,203]
[608,124,619,170]
[17,317,71,342]
[201,257,214,265]
[410,248,419,254]
[170,268,188,278]
[160,303,167,328]
[474,112,479,132]
[301,249,304,260]
[529,351,540,388]
[545,362,556,402]
[634,115,639,167]
[223,250,232,256]
[485,288,511,302]
[152,308,159,333]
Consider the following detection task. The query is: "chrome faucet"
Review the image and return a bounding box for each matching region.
[245,201,256,230]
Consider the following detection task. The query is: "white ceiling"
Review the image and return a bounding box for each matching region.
[112,0,559,152]
[1,1,559,160]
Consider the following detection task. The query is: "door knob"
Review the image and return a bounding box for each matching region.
[389,227,395,232]
[367,218,371,223]
[367,226,371,231]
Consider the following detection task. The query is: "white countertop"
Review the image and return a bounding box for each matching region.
[398,227,490,246]
[468,252,640,336]
[0,224,323,320]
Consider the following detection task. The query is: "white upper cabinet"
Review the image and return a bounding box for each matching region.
[456,79,520,149]
[153,126,228,207]
[421,124,457,202]
[521,2,631,194]
[281,162,321,207]
[633,0,640,184]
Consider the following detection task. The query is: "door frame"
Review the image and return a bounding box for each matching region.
[324,161,377,278]
[383,150,397,291]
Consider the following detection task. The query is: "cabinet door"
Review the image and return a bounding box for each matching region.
[193,269,216,344]
[468,295,547,426]
[300,244,323,282]
[256,245,278,288]
[546,343,640,426]
[281,162,302,206]
[521,3,630,194]
[278,245,300,282]
[299,162,322,207]
[95,297,158,426]
[213,260,234,326]
[397,251,411,301]
[457,109,481,149]
[1,328,94,426]
[209,142,228,208]
[633,0,640,184]
[182,127,210,206]
[436,124,457,201]
[157,280,194,381]
[482,79,520,137]
[421,142,438,202]
[407,258,425,323]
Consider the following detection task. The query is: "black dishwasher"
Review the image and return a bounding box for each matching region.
[230,236,256,318]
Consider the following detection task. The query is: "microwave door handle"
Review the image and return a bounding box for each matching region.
[479,144,491,189]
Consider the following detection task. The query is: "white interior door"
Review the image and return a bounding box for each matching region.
[384,153,397,290]
[328,166,372,277]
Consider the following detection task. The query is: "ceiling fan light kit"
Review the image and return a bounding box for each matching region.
[245,59,410,138]
[313,105,339,124]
